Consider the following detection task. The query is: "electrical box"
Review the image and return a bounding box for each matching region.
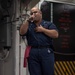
[0,17,11,49]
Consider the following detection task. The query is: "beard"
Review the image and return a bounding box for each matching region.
[33,18,40,23]
[34,20,38,23]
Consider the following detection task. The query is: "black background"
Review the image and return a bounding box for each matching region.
[41,2,75,61]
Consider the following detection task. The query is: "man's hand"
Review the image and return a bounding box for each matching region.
[35,25,45,32]
[28,15,35,22]
[35,25,59,38]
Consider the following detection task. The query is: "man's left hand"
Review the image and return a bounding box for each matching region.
[35,25,45,32]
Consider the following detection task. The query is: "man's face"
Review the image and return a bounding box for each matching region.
[30,8,42,22]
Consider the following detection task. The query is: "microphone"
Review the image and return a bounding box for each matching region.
[28,15,35,22]
[29,17,33,22]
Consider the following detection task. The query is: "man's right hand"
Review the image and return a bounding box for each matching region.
[28,15,35,22]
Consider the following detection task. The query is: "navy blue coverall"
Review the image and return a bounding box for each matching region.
[25,20,58,75]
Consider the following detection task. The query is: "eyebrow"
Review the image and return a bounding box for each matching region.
[30,11,38,15]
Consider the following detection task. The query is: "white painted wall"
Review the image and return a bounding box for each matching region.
[45,0,75,4]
